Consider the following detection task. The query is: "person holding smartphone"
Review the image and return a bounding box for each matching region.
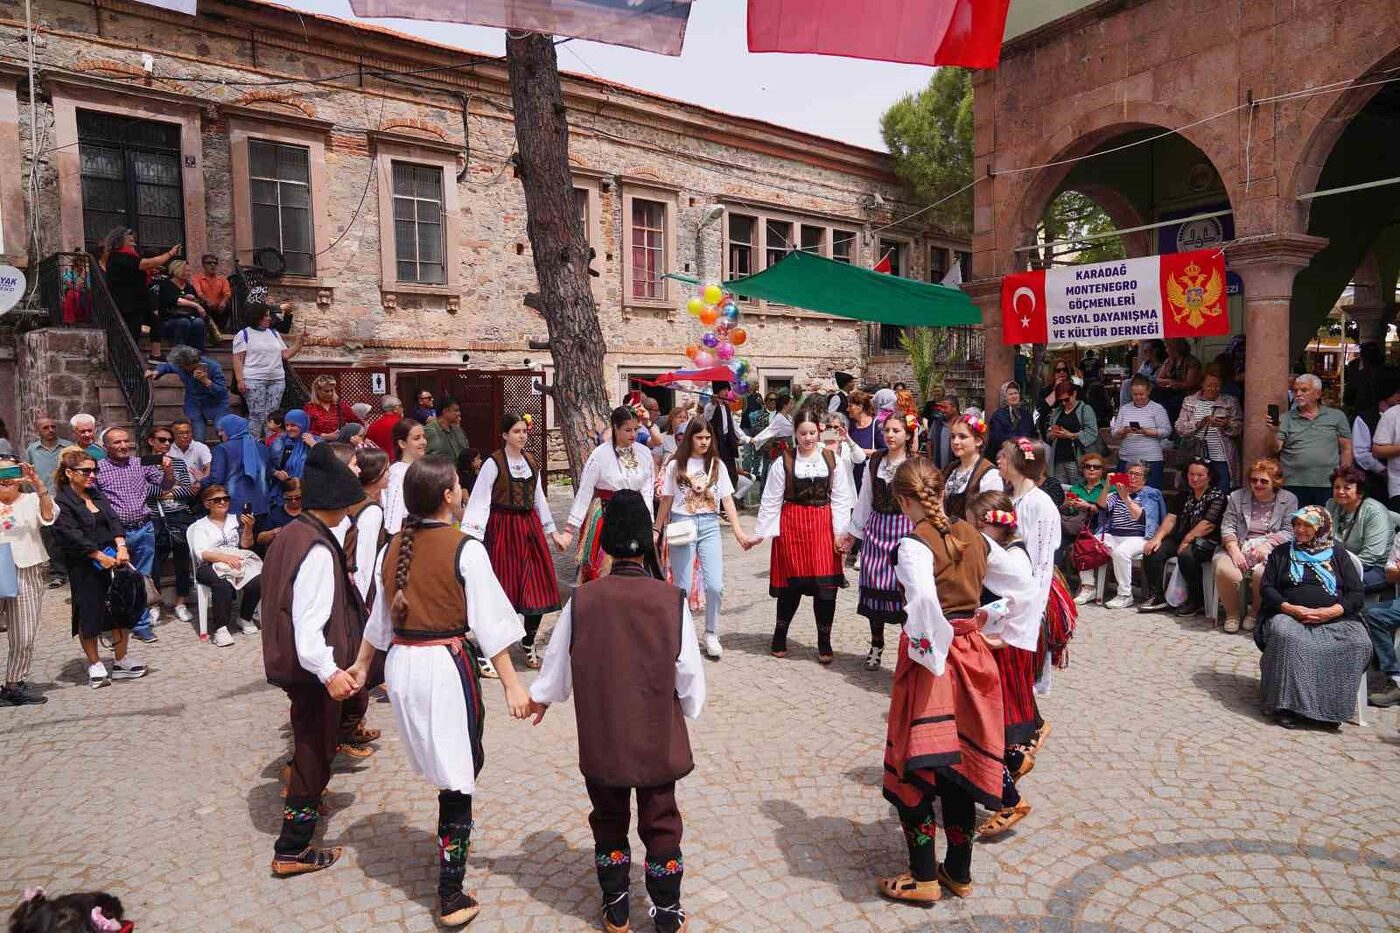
[0,457,57,704]
[1110,375,1171,490]
[1176,366,1243,490]
[1269,374,1352,509]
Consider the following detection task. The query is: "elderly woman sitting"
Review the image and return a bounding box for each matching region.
[1094,462,1167,610]
[1325,465,1394,593]
[1257,506,1373,728]
[1213,459,1299,633]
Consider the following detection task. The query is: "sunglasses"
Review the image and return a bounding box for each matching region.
[205,495,230,504]
[284,495,303,501]
[151,436,173,443]
[68,466,97,475]
[1082,464,1103,470]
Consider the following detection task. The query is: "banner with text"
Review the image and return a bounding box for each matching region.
[1000,249,1229,346]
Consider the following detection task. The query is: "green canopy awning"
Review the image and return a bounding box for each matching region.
[720,249,979,326]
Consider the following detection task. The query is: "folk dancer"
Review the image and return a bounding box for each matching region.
[463,413,567,669]
[941,413,1004,521]
[346,456,531,927]
[752,408,854,663]
[529,490,706,933]
[559,407,656,584]
[877,458,1004,904]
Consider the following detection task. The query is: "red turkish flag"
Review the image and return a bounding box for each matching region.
[747,0,1012,68]
[1000,270,1047,345]
[873,251,893,274]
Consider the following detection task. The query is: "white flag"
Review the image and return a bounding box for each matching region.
[941,262,963,288]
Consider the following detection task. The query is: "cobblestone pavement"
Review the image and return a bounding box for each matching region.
[1,491,1398,930]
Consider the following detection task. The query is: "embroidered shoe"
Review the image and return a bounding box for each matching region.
[936,863,973,898]
[977,800,1031,838]
[864,646,882,670]
[270,845,341,877]
[438,890,480,927]
[602,891,630,932]
[876,872,940,905]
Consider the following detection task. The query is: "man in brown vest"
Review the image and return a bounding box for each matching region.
[260,442,366,876]
[528,490,706,933]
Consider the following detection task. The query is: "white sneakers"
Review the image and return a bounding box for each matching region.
[91,658,147,686]
[238,618,260,635]
[88,662,110,689]
[704,633,723,660]
[1104,594,1134,610]
[1074,587,1096,606]
[174,604,194,623]
[212,627,235,647]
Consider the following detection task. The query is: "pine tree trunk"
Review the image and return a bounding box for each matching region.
[506,32,611,485]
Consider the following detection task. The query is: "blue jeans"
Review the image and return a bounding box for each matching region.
[124,521,157,634]
[1286,485,1330,509]
[668,513,723,635]
[1364,599,1400,675]
[184,398,230,441]
[160,316,205,351]
[1117,458,1164,490]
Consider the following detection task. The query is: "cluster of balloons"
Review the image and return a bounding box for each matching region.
[684,282,754,399]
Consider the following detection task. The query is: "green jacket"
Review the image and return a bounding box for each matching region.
[424,418,470,461]
[1327,497,1394,569]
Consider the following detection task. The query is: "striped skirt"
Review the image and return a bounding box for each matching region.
[770,502,846,598]
[994,644,1043,747]
[856,509,912,625]
[573,490,615,584]
[485,507,561,616]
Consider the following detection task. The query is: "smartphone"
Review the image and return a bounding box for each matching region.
[241,502,253,516]
[1129,421,1141,430]
[1109,471,1130,487]
[820,429,839,443]
[1267,403,1280,423]
[1211,406,1225,418]
[140,453,164,467]
[0,465,22,481]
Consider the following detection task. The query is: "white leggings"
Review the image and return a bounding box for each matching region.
[1079,533,1145,594]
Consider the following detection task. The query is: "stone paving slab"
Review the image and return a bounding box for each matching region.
[0,491,1397,930]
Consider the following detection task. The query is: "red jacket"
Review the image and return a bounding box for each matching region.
[365,412,402,453]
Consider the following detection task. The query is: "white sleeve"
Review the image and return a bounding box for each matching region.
[463,456,498,540]
[979,542,1041,652]
[850,463,874,540]
[290,545,341,684]
[1025,496,1060,606]
[1354,418,1383,474]
[713,462,735,500]
[676,602,707,719]
[529,601,574,704]
[461,538,526,659]
[567,447,603,529]
[978,467,1004,493]
[896,539,953,676]
[1154,403,1173,439]
[754,457,786,539]
[846,441,867,465]
[534,470,557,533]
[231,330,247,354]
[382,465,406,535]
[828,456,854,538]
[639,446,656,517]
[353,506,383,605]
[185,518,213,566]
[363,545,392,652]
[827,395,842,414]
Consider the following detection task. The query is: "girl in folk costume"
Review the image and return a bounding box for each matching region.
[559,407,656,584]
[838,410,919,671]
[528,490,707,933]
[382,418,427,535]
[966,490,1047,839]
[877,458,1004,905]
[752,407,855,662]
[342,446,391,741]
[463,413,567,670]
[942,413,1005,521]
[653,418,757,661]
[346,456,531,928]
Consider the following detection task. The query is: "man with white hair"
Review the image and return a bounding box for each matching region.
[365,394,403,452]
[1269,372,1352,508]
[69,413,105,461]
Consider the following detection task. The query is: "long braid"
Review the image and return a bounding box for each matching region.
[893,457,961,560]
[390,515,420,627]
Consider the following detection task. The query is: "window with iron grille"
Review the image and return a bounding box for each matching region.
[831,229,856,263]
[879,324,906,351]
[727,213,755,278]
[630,198,666,299]
[250,140,315,276]
[392,161,446,284]
[77,109,184,251]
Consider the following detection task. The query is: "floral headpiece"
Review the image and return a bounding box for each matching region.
[982,509,1018,529]
[900,411,919,435]
[958,412,988,437]
[1015,437,1036,461]
[520,413,533,428]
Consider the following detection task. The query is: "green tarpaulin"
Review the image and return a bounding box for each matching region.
[720,249,979,326]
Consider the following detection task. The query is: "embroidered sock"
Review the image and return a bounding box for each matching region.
[522,615,542,648]
[939,786,976,884]
[643,852,684,916]
[437,790,474,899]
[274,796,320,856]
[595,844,631,925]
[869,619,885,650]
[899,813,938,882]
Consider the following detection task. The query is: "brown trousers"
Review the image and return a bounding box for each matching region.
[585,779,682,857]
[286,686,342,799]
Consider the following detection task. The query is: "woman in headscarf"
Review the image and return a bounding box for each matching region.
[208,414,270,520]
[269,410,312,507]
[1256,506,1373,728]
[987,381,1035,457]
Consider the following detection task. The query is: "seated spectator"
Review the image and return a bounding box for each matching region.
[408,389,437,425]
[1045,381,1099,487]
[187,484,261,647]
[146,346,230,442]
[1325,465,1393,592]
[155,259,209,351]
[256,478,303,551]
[305,375,362,442]
[69,414,105,461]
[1256,506,1372,728]
[1110,375,1171,489]
[145,425,198,628]
[987,380,1035,457]
[351,402,373,423]
[231,302,304,440]
[209,415,270,519]
[168,417,211,481]
[1213,459,1299,634]
[1362,534,1400,707]
[424,398,469,460]
[1066,453,1111,603]
[1096,462,1167,609]
[1176,366,1243,490]
[1140,458,1226,616]
[269,410,312,506]
[191,254,233,330]
[365,395,403,452]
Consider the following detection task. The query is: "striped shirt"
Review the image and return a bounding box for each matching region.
[1106,493,1147,536]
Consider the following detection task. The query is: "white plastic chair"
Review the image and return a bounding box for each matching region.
[187,536,211,639]
[1094,552,1212,613]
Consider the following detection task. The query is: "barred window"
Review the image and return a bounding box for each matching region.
[392,161,446,284]
[250,140,315,276]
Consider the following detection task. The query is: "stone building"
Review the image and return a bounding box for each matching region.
[0,0,969,448]
[966,0,1400,465]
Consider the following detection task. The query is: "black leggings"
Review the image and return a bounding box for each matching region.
[774,590,836,654]
[522,614,542,648]
[195,564,261,630]
[893,777,976,883]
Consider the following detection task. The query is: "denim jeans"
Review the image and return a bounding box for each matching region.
[1364,599,1400,675]
[124,521,157,634]
[668,512,724,634]
[184,398,230,442]
[160,316,205,351]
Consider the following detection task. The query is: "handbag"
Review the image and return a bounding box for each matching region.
[0,542,18,599]
[1070,526,1112,572]
[665,521,697,547]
